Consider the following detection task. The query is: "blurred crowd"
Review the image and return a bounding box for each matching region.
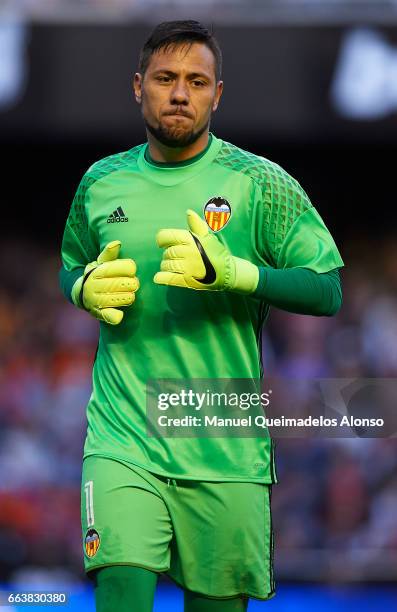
[0,238,396,584]
[4,0,397,20]
[2,0,230,17]
[265,238,397,581]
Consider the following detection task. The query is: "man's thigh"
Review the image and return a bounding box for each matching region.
[81,455,173,576]
[166,479,275,601]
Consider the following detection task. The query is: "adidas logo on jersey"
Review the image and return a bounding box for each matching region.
[107,207,129,223]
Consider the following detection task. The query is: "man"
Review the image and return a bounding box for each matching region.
[59,20,344,612]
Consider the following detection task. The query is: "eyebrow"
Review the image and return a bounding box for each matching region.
[152,69,210,80]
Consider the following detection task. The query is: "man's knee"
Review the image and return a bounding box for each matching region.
[184,588,249,611]
[93,565,158,612]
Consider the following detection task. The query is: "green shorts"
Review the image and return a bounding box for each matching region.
[81,454,275,601]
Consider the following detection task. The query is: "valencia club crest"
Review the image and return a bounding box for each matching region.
[204,197,231,232]
[85,528,100,558]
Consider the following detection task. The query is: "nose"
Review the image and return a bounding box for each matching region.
[170,79,189,105]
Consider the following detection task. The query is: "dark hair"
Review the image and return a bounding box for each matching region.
[139,20,222,81]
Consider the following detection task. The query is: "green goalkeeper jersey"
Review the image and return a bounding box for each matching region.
[60,133,344,483]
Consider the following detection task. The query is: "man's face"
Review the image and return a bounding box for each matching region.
[134,42,223,148]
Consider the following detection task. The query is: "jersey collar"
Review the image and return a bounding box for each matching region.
[137,132,222,186]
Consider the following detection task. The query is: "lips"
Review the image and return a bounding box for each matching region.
[165,112,192,119]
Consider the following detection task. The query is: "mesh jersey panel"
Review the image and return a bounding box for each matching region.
[214,140,313,266]
[66,146,144,262]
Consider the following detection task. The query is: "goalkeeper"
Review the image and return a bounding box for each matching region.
[59,19,344,612]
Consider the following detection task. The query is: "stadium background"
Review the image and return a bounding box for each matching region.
[1,1,397,610]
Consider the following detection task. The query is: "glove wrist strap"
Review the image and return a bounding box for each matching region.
[71,275,84,308]
[70,267,97,310]
[231,257,260,294]
[79,267,96,310]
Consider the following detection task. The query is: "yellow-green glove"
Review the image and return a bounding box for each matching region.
[154,210,259,294]
[71,241,139,325]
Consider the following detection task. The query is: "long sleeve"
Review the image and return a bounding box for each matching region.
[59,173,99,304]
[252,266,342,316]
[59,265,85,304]
[253,161,344,315]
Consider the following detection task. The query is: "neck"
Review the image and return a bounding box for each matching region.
[146,130,210,163]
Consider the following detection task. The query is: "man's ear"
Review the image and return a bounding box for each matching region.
[134,72,143,104]
[212,80,224,112]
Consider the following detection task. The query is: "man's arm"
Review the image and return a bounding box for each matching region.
[252,267,342,316]
[153,209,343,318]
[59,173,139,324]
[256,164,344,315]
[60,172,99,303]
[60,173,99,286]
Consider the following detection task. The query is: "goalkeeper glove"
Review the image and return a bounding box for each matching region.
[153,209,259,294]
[71,240,139,325]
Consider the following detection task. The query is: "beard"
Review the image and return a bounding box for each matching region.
[143,114,210,149]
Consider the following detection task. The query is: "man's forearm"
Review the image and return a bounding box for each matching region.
[252,267,342,316]
[60,261,342,317]
[59,265,85,305]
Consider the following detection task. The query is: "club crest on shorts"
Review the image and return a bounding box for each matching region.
[85,528,100,557]
[204,197,231,232]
